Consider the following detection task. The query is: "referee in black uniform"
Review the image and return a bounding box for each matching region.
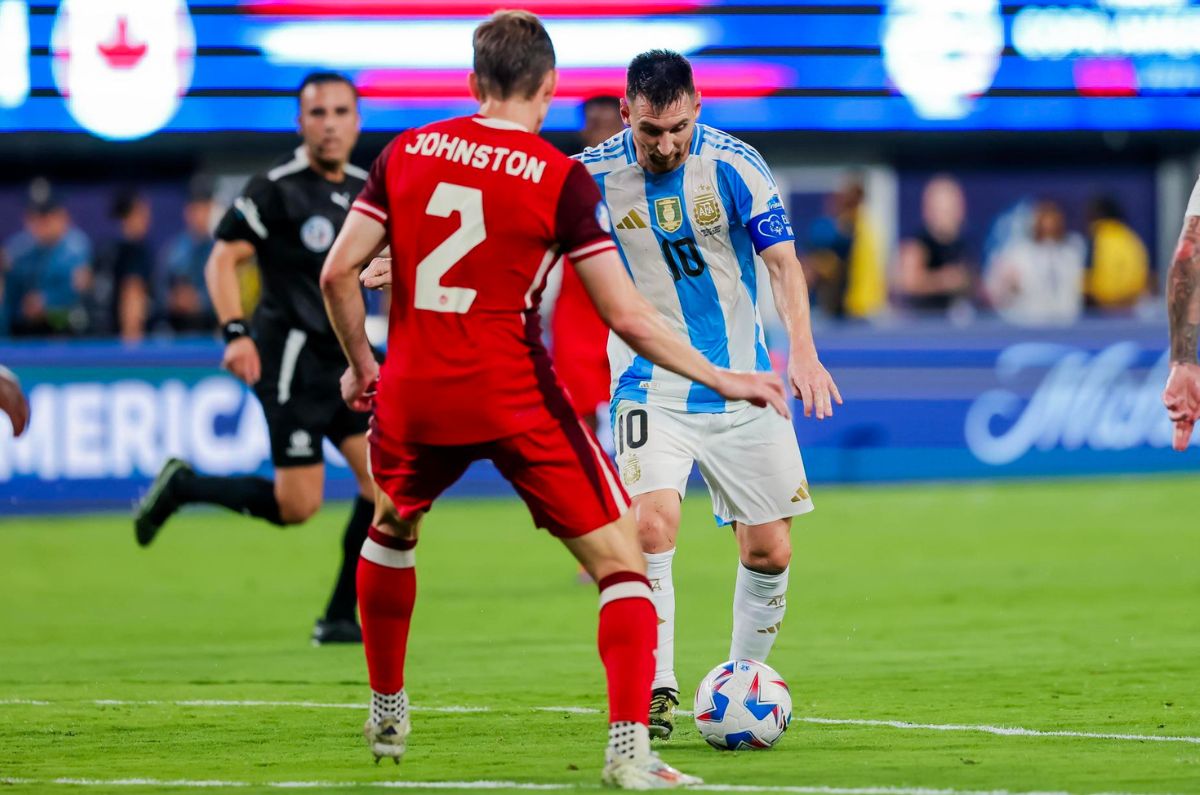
[135,73,377,645]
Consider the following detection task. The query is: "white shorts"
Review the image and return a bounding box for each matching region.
[612,400,814,526]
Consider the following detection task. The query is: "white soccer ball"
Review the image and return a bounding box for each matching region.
[693,659,792,750]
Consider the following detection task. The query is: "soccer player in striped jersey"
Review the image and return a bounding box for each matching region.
[575,50,841,740]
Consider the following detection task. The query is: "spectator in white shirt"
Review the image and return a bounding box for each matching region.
[987,199,1085,328]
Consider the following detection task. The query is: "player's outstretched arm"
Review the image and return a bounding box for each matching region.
[1163,214,1200,451]
[205,239,261,385]
[573,251,790,418]
[320,211,387,411]
[760,242,842,419]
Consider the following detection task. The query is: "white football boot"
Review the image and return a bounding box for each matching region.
[363,715,410,765]
[601,751,702,789]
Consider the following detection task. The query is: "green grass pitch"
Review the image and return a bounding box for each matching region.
[1,476,1198,794]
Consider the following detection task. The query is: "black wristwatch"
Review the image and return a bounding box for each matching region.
[222,320,249,345]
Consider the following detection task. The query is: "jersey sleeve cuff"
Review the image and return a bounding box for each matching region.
[352,199,388,224]
[566,238,617,263]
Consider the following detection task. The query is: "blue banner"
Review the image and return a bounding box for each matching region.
[0,319,1195,514]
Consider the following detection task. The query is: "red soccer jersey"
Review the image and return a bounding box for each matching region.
[353,115,617,446]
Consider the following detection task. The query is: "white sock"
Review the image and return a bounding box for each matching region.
[606,721,650,763]
[370,688,408,725]
[730,563,789,663]
[645,549,677,692]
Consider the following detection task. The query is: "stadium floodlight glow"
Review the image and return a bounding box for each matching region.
[0,0,29,109]
[51,0,195,141]
[882,0,1003,121]
[255,20,710,69]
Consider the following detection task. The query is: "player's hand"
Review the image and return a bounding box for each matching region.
[341,362,380,412]
[222,336,261,386]
[788,350,842,419]
[714,370,791,419]
[1163,362,1200,451]
[0,365,30,437]
[360,257,392,290]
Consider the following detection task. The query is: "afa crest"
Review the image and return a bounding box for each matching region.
[654,196,684,234]
[621,454,642,486]
[692,190,722,228]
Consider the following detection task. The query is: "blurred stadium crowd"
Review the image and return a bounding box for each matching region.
[0,145,1156,343]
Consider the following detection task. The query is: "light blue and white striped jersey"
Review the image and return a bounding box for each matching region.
[574,124,795,413]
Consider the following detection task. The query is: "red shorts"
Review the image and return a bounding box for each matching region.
[556,353,610,420]
[370,416,629,538]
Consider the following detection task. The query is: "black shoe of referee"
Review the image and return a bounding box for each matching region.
[312,617,363,646]
[134,458,192,547]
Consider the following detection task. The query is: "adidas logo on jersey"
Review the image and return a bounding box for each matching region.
[616,209,648,230]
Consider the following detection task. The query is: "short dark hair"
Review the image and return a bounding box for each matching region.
[583,95,621,114]
[473,10,556,100]
[298,71,358,100]
[110,187,143,220]
[626,50,694,111]
[1089,195,1124,222]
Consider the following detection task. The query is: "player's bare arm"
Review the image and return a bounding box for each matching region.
[320,210,387,411]
[204,238,260,385]
[1162,215,1200,451]
[760,241,842,419]
[573,250,790,418]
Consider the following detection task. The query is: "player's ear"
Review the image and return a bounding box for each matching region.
[541,69,558,101]
[468,72,483,103]
[620,97,631,127]
[693,90,702,121]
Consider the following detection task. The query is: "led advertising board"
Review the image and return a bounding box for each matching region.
[1,1,1199,140]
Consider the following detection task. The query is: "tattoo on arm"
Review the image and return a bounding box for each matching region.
[1168,216,1200,363]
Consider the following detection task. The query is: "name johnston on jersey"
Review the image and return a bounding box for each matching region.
[404,131,548,184]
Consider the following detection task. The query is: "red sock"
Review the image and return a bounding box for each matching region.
[357,526,417,694]
[597,572,657,725]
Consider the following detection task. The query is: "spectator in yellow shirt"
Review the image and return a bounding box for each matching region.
[1085,196,1149,311]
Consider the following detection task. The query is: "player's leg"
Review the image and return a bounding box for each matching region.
[359,481,421,764]
[312,420,375,645]
[697,406,812,664]
[134,457,292,546]
[612,401,696,740]
[359,437,472,764]
[132,365,324,545]
[491,418,699,788]
[730,517,792,662]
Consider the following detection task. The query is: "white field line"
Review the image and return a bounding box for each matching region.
[798,717,1200,746]
[0,780,1184,795]
[5,698,1200,746]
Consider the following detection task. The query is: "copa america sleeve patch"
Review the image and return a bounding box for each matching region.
[747,208,795,253]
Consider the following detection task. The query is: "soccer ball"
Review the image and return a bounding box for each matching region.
[693,659,792,750]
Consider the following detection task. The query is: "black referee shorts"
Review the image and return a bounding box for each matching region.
[253,326,370,468]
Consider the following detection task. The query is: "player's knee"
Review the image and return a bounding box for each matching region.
[277,492,322,525]
[374,509,422,544]
[635,507,679,553]
[741,536,791,574]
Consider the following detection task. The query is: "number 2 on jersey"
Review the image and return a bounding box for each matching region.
[415,182,485,314]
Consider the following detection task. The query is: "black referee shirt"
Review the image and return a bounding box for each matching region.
[215,145,368,354]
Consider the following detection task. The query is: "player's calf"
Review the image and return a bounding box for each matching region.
[731,519,792,663]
